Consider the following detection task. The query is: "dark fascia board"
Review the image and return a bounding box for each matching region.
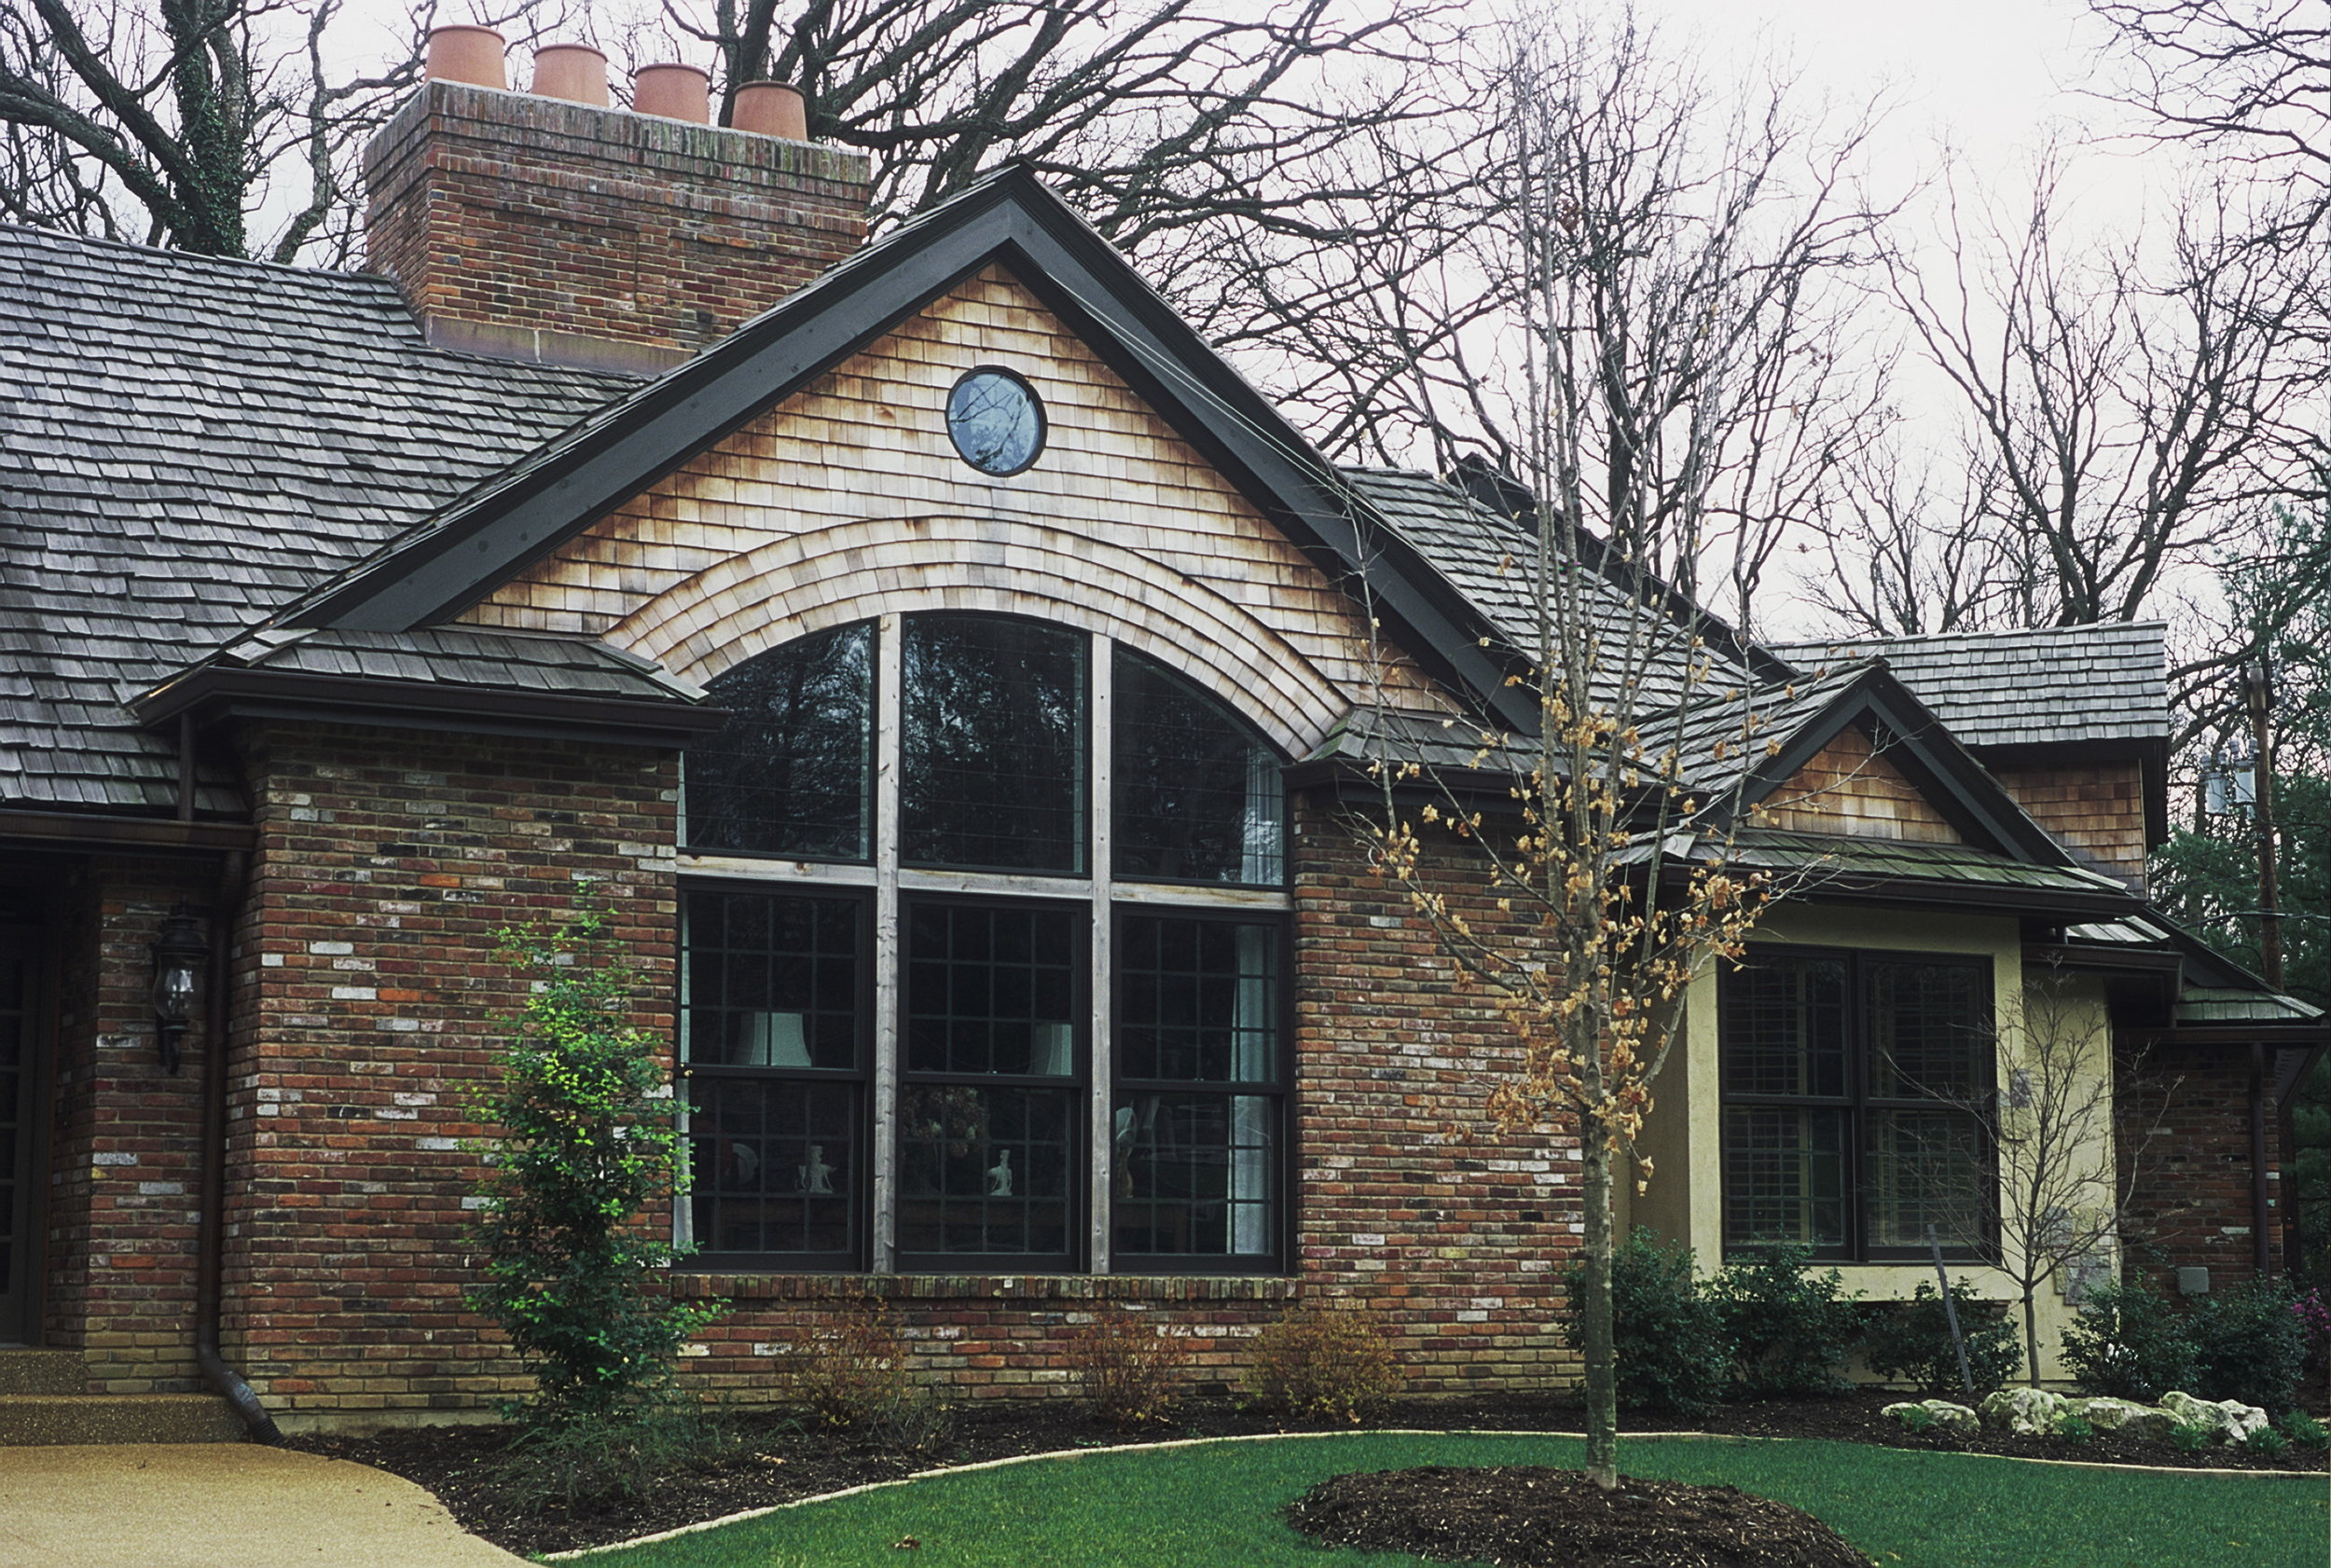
[2026,941,2185,976]
[2133,1022,2330,1048]
[0,807,255,854]
[134,666,728,750]
[283,169,1536,734]
[1756,873,2141,921]
[1717,666,2075,867]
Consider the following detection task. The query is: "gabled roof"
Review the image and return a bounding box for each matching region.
[1684,658,2078,868]
[1768,623,2169,754]
[0,223,628,813]
[269,168,1538,734]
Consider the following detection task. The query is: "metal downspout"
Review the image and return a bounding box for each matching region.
[2249,1038,2272,1281]
[197,847,281,1441]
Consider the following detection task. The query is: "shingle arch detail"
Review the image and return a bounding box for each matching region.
[605,514,1352,758]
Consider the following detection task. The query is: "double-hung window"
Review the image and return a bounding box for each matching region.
[679,612,1288,1273]
[1719,947,1993,1261]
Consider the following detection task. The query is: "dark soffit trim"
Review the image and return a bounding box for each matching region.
[134,666,728,749]
[279,169,1535,733]
[0,808,255,853]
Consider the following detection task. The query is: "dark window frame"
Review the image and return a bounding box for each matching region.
[680,884,876,1272]
[1718,945,1996,1264]
[895,892,1092,1273]
[1109,907,1292,1275]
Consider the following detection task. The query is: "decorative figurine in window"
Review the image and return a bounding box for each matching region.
[797,1144,834,1195]
[986,1148,1014,1197]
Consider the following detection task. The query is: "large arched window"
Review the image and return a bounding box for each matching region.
[680,613,1288,1273]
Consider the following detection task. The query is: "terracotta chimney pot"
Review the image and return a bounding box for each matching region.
[424,25,507,91]
[732,81,808,141]
[634,62,710,124]
[531,43,610,106]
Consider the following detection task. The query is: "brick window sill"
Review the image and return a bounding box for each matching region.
[669,1272,1299,1303]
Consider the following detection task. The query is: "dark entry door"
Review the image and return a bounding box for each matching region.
[0,927,39,1344]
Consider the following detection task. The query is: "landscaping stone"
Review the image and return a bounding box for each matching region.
[2160,1391,2269,1443]
[2072,1397,2174,1441]
[1882,1399,1979,1437]
[1979,1386,2070,1437]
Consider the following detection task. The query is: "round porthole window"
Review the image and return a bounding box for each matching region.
[945,367,1045,476]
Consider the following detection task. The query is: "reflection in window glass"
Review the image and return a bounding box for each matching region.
[1722,1105,1847,1251]
[1112,648,1282,886]
[683,890,863,1264]
[1113,915,1280,1260]
[902,616,1085,873]
[899,901,1081,1261]
[945,369,1045,475]
[685,624,873,859]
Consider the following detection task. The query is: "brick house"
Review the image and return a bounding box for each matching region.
[0,48,2318,1438]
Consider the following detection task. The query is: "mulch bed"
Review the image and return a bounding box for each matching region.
[1288,1465,1873,1568]
[286,1388,2329,1560]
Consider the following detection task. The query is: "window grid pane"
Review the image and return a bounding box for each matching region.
[683,890,864,1262]
[902,616,1085,873]
[896,1084,1075,1256]
[1111,648,1282,886]
[1723,1105,1847,1251]
[685,623,873,859]
[1113,914,1280,1260]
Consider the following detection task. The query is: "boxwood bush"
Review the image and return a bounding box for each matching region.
[1564,1228,1731,1414]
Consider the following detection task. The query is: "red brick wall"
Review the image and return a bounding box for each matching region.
[224,722,680,1424]
[44,734,1593,1424]
[40,855,221,1392]
[1288,792,1582,1395]
[362,79,871,371]
[2117,1041,2281,1288]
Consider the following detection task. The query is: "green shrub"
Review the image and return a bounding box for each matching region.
[501,1404,749,1505]
[1862,1283,2021,1397]
[2188,1282,2307,1413]
[1562,1229,1731,1415]
[466,904,724,1428]
[1713,1245,1861,1396]
[2279,1410,2329,1451]
[1242,1303,1400,1424]
[2052,1414,2096,1444]
[2168,1421,2214,1452]
[1070,1311,1191,1432]
[2245,1424,2289,1459]
[1895,1405,1937,1433]
[2059,1278,2200,1402]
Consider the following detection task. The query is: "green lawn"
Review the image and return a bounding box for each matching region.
[560,1432,2327,1568]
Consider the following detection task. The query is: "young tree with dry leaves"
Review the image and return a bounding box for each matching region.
[1359,11,1883,1489]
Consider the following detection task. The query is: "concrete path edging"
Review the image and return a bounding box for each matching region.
[545,1426,2326,1560]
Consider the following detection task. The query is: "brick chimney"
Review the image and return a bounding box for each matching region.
[363,51,872,374]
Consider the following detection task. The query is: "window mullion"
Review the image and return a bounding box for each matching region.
[1088,638,1114,1273]
[871,613,903,1273]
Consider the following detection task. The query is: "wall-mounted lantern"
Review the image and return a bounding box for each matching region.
[150,906,208,1075]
